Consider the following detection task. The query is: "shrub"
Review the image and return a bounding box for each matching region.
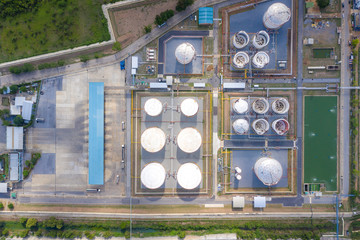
[352,39,360,48]
[34,229,43,237]
[112,42,122,51]
[1,86,7,94]
[8,203,14,210]
[155,9,174,25]
[103,231,112,238]
[33,153,41,160]
[80,55,90,62]
[19,229,29,238]
[0,202,4,210]
[23,170,29,179]
[176,0,194,11]
[14,115,24,126]
[9,85,18,94]
[2,228,9,236]
[26,218,38,229]
[85,231,95,239]
[144,25,152,33]
[22,63,35,73]
[9,66,22,74]
[19,86,27,92]
[316,0,330,8]
[20,217,28,226]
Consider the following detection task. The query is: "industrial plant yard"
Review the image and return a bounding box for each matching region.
[0,0,357,238]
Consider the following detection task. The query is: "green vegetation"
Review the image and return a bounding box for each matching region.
[9,85,18,94]
[176,0,194,12]
[353,39,360,48]
[0,109,10,121]
[9,63,35,74]
[13,115,24,126]
[7,203,14,210]
[112,42,122,52]
[155,10,174,26]
[0,203,3,210]
[144,25,152,34]
[23,153,41,179]
[0,0,111,63]
[316,0,330,8]
[38,61,65,70]
[26,218,38,229]
[80,55,90,62]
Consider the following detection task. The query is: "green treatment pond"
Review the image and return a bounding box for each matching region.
[313,48,333,58]
[304,96,337,191]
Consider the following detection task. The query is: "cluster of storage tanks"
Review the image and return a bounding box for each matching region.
[140,98,202,190]
[231,2,291,69]
[232,97,290,136]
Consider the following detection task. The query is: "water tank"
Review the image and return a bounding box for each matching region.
[175,42,196,65]
[233,98,249,114]
[254,157,283,186]
[272,118,290,135]
[252,51,270,69]
[177,163,202,189]
[141,127,166,153]
[252,31,270,49]
[252,98,269,114]
[144,98,163,116]
[263,3,291,30]
[272,98,290,114]
[180,98,199,117]
[232,52,250,69]
[177,128,202,153]
[232,119,249,135]
[141,162,166,189]
[252,118,270,135]
[232,31,250,49]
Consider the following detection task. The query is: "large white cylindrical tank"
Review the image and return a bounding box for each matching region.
[252,118,270,135]
[141,162,166,189]
[272,98,290,114]
[263,3,291,30]
[252,51,270,69]
[232,119,249,135]
[180,98,199,117]
[177,128,202,153]
[254,157,283,186]
[175,42,196,65]
[232,52,250,69]
[232,31,250,49]
[177,163,202,189]
[252,98,269,114]
[141,127,166,153]
[233,98,249,114]
[272,118,290,135]
[252,31,270,49]
[144,98,163,116]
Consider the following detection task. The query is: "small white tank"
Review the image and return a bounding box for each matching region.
[232,31,250,49]
[272,118,290,135]
[180,98,199,117]
[252,31,270,49]
[272,98,290,114]
[144,98,163,116]
[252,118,270,135]
[232,52,250,69]
[232,98,249,114]
[252,98,269,114]
[232,119,249,135]
[252,51,270,69]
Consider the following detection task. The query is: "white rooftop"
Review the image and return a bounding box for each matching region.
[9,153,19,181]
[0,183,7,193]
[6,127,23,150]
[141,162,166,189]
[15,97,25,106]
[22,100,33,121]
[232,196,245,208]
[254,196,266,208]
[177,163,202,190]
[10,105,21,115]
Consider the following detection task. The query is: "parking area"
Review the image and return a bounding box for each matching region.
[23,63,127,197]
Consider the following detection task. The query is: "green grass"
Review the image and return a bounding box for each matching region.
[0,0,111,63]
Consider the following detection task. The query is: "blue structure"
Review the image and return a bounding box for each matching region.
[88,82,104,185]
[198,7,213,25]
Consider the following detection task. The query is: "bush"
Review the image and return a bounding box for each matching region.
[9,66,22,74]
[176,0,194,11]
[112,42,122,51]
[85,231,95,239]
[316,0,330,8]
[155,9,174,25]
[103,231,112,238]
[80,55,90,62]
[0,202,4,210]
[144,25,152,33]
[14,115,24,126]
[1,86,7,94]
[19,86,27,92]
[23,170,29,179]
[9,85,18,94]
[34,229,43,237]
[7,203,14,210]
[20,217,28,226]
[2,228,9,236]
[22,63,35,73]
[26,218,38,229]
[42,217,64,230]
[19,229,29,238]
[352,39,360,48]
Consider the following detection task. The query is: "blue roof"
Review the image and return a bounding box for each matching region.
[199,7,213,25]
[88,82,104,185]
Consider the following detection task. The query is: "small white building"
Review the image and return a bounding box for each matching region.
[22,100,33,121]
[254,196,266,208]
[15,97,25,107]
[9,153,19,181]
[232,196,245,208]
[0,183,7,193]
[6,127,23,150]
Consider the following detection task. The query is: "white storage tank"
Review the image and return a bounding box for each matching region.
[180,98,199,117]
[254,157,283,186]
[272,118,290,135]
[252,118,270,135]
[144,98,163,116]
[252,98,270,114]
[141,127,166,153]
[252,51,270,69]
[232,31,250,49]
[252,31,270,49]
[263,3,291,30]
[177,163,202,189]
[177,128,202,153]
[232,119,249,135]
[272,98,290,114]
[141,162,166,189]
[175,42,196,65]
[232,52,250,69]
[232,98,249,114]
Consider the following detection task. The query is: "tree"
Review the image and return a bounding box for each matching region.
[80,55,90,62]
[352,39,360,48]
[112,42,122,51]
[26,218,38,229]
[316,0,330,8]
[20,86,27,92]
[144,25,152,34]
[23,169,29,178]
[9,85,18,94]
[2,228,9,236]
[14,115,24,126]
[1,86,7,94]
[176,0,194,12]
[19,229,29,238]
[0,202,3,210]
[8,203,14,210]
[20,217,28,227]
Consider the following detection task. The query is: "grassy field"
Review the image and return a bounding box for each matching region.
[0,0,111,63]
